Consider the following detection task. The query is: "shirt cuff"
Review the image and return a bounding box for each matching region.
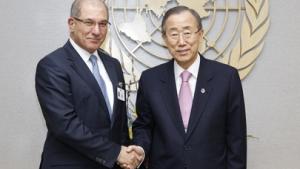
[136,146,145,169]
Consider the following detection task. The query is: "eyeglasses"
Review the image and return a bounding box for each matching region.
[73,17,111,29]
[166,29,201,41]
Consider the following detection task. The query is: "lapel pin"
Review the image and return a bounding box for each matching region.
[118,82,123,88]
[201,88,206,94]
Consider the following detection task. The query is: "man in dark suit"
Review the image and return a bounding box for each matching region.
[132,6,247,169]
[35,0,142,169]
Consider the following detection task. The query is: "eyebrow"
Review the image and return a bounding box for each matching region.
[81,17,109,22]
[168,26,193,31]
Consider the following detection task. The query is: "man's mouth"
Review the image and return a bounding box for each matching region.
[177,49,189,55]
[88,38,100,43]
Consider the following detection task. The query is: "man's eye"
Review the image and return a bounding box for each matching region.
[99,22,107,27]
[84,21,94,26]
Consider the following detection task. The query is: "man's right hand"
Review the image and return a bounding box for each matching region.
[117,146,141,169]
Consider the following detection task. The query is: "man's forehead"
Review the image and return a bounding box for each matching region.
[165,19,197,31]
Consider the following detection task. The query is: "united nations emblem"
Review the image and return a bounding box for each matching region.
[101,0,269,127]
[102,0,270,92]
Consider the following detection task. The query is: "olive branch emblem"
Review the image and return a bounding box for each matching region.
[221,0,270,79]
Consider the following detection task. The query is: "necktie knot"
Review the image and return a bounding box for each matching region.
[89,55,97,66]
[181,70,192,82]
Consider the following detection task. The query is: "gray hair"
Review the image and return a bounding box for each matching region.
[161,6,203,36]
[70,0,108,18]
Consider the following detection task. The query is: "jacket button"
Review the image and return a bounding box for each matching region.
[184,145,191,150]
[96,157,105,164]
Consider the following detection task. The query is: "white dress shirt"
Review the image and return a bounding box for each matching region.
[174,55,200,99]
[70,38,114,111]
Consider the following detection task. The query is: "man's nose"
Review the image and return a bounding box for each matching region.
[91,24,101,35]
[178,34,187,46]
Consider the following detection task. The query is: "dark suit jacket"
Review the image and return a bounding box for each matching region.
[35,41,129,169]
[132,56,247,169]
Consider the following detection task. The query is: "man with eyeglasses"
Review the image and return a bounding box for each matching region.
[132,6,247,169]
[35,0,144,169]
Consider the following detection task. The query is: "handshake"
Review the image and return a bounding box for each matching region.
[117,145,145,169]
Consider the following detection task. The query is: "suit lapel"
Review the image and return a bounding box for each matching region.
[185,56,214,141]
[160,61,186,137]
[64,41,111,123]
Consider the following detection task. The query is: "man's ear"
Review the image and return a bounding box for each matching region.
[68,17,75,33]
[197,30,205,52]
[162,34,168,47]
[199,29,204,37]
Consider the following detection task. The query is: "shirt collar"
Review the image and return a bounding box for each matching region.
[174,54,200,79]
[69,38,99,62]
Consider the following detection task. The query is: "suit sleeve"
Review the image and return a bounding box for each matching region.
[35,58,120,168]
[226,69,247,169]
[132,73,153,156]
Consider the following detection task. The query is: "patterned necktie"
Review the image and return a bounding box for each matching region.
[179,70,192,132]
[89,55,112,118]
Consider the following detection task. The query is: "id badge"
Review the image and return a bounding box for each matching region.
[117,87,125,101]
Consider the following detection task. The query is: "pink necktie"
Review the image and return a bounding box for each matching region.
[179,71,192,131]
